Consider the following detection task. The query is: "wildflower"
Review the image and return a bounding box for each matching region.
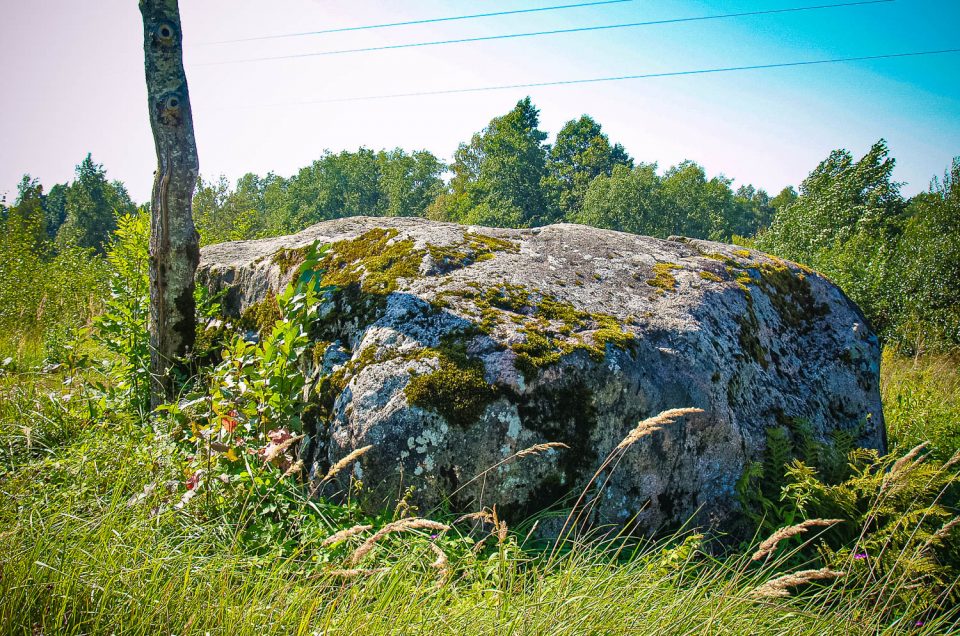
[854,552,868,560]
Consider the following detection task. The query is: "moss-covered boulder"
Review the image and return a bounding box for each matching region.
[198,216,885,535]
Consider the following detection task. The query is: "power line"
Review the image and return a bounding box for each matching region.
[249,48,960,106]
[208,0,636,44]
[201,0,895,66]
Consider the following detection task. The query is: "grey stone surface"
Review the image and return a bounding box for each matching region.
[198,216,885,534]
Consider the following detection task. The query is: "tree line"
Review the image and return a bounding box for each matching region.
[2,97,957,352]
[189,98,788,244]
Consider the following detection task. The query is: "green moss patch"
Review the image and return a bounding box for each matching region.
[311,340,332,366]
[239,292,282,335]
[647,262,682,292]
[271,246,310,276]
[431,283,636,381]
[464,231,519,255]
[405,341,498,428]
[301,228,518,297]
[699,271,724,283]
[755,260,829,330]
[317,228,419,295]
[513,329,570,379]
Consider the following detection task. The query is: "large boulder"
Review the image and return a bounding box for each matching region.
[198,216,885,534]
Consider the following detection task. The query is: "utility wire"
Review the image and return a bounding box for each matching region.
[247,48,960,106]
[201,0,895,66]
[208,0,635,44]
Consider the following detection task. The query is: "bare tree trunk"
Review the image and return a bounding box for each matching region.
[140,0,200,407]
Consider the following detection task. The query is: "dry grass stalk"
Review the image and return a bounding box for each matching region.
[454,510,495,525]
[751,519,844,561]
[324,445,373,482]
[616,408,703,451]
[446,441,570,502]
[281,459,304,480]
[750,567,845,598]
[327,567,389,579]
[428,543,449,572]
[941,449,960,471]
[881,443,931,495]
[515,442,569,459]
[933,516,960,541]
[890,442,929,474]
[548,406,703,563]
[263,434,304,463]
[350,518,450,564]
[321,524,373,547]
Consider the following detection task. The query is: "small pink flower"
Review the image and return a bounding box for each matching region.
[853,553,868,559]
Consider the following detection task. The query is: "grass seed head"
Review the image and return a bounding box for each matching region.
[454,510,495,525]
[321,524,373,547]
[515,442,569,459]
[324,445,374,482]
[263,433,303,463]
[750,567,845,598]
[616,408,703,451]
[751,518,844,561]
[327,567,389,579]
[349,518,450,564]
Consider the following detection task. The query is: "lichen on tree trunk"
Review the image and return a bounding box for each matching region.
[140,0,200,406]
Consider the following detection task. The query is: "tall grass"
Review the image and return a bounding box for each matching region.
[1,351,958,634]
[881,348,960,458]
[0,243,106,367]
[1,430,948,635]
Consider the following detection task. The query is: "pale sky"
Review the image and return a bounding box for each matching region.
[2,0,959,204]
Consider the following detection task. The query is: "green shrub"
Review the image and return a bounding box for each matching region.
[0,208,107,365]
[91,212,151,416]
[737,354,960,620]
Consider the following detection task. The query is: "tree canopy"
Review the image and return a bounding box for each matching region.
[55,154,136,253]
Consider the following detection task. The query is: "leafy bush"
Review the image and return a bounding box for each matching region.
[0,196,107,366]
[158,243,338,545]
[738,357,960,621]
[759,145,959,353]
[91,212,151,416]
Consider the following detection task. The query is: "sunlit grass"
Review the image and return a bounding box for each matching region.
[881,348,960,459]
[0,350,957,634]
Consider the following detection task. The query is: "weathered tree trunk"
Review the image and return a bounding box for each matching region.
[140,0,200,407]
